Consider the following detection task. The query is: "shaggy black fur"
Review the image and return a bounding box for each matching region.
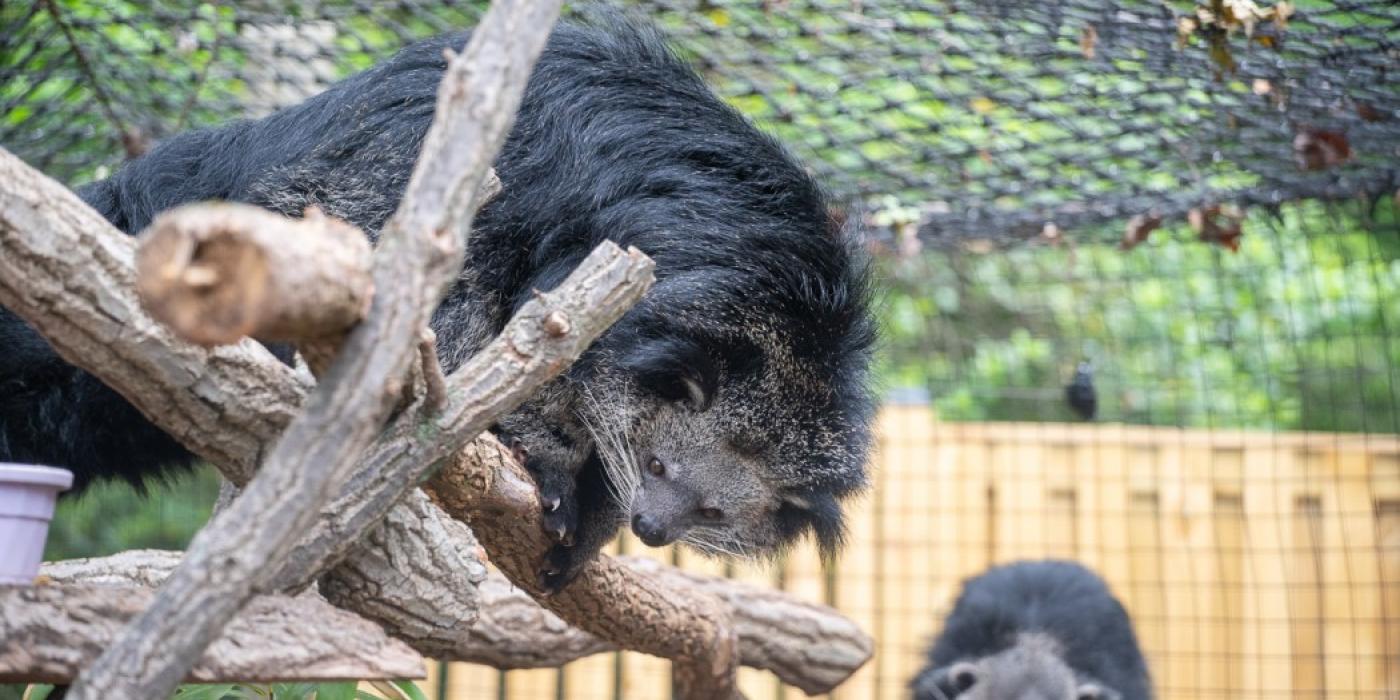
[912,560,1153,700]
[0,7,875,591]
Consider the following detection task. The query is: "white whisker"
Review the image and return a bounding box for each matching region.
[684,526,757,560]
[577,385,640,517]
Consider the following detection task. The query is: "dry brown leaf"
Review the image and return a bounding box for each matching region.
[1190,204,1245,252]
[1293,128,1352,171]
[1081,25,1098,59]
[1356,102,1384,122]
[1120,212,1163,250]
[1176,16,1198,49]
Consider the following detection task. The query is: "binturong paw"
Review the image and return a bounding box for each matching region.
[537,541,589,594]
[532,462,579,547]
[505,435,581,547]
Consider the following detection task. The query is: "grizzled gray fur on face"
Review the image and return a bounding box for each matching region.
[912,561,1154,700]
[0,6,876,593]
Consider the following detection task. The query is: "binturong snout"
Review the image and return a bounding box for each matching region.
[629,455,699,547]
[630,512,676,547]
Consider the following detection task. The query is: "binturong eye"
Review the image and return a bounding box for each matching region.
[698,507,724,521]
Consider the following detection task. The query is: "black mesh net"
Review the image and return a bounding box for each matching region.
[4,2,1399,699]
[4,0,1397,244]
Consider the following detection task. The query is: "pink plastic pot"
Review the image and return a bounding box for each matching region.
[0,463,72,585]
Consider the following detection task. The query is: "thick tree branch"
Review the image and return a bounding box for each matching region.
[0,145,490,647]
[34,550,868,695]
[0,146,667,680]
[0,585,424,685]
[69,1,563,696]
[427,440,744,700]
[0,150,305,486]
[622,557,873,695]
[432,558,871,694]
[135,203,372,346]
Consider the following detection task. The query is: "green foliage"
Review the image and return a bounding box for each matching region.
[43,464,222,561]
[878,197,1400,432]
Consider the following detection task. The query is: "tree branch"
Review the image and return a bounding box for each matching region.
[0,149,306,486]
[135,203,372,347]
[33,550,869,695]
[293,240,653,576]
[0,147,667,682]
[0,144,487,662]
[68,1,563,696]
[427,440,743,700]
[0,585,424,685]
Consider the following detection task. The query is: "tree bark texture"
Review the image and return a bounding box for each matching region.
[427,440,744,700]
[0,146,700,688]
[35,549,868,695]
[0,145,488,658]
[0,585,424,685]
[0,148,306,486]
[134,203,372,346]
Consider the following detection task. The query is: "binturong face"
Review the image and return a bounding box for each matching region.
[615,395,803,558]
[578,318,872,561]
[911,634,1121,700]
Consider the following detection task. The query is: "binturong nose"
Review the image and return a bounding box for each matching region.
[631,513,672,547]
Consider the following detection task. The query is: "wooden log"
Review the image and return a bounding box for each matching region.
[44,550,869,695]
[134,203,372,347]
[0,584,424,685]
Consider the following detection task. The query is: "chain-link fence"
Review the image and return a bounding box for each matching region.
[4,1,1398,698]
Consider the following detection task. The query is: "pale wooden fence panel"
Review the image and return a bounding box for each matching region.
[430,407,1399,700]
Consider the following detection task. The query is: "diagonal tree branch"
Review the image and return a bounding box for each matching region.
[66,1,563,696]
[427,440,744,699]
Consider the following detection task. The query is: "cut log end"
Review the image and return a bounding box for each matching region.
[136,216,272,346]
[135,202,373,347]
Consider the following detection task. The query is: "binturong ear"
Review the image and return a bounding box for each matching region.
[777,490,846,560]
[616,335,719,412]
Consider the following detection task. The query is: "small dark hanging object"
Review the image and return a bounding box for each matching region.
[1065,361,1097,421]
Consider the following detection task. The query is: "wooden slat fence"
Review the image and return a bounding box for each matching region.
[415,405,1400,699]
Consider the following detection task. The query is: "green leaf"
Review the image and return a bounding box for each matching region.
[390,681,430,700]
[311,683,359,700]
[173,684,240,700]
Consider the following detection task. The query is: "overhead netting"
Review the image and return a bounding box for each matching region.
[4,2,1399,699]
[2,0,1396,245]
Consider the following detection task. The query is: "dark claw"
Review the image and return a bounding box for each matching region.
[538,568,567,595]
[537,484,576,544]
[538,543,589,594]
